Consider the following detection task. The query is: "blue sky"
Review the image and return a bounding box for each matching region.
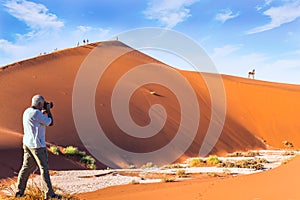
[1,0,300,84]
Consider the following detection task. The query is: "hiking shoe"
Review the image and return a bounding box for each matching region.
[44,194,62,199]
[15,192,25,198]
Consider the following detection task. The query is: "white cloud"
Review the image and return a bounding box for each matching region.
[211,50,269,78]
[247,1,300,34]
[256,0,273,11]
[0,39,28,66]
[144,0,199,28]
[211,50,300,84]
[0,25,111,67]
[4,0,64,32]
[211,44,242,58]
[74,26,110,41]
[215,9,240,23]
[77,26,93,33]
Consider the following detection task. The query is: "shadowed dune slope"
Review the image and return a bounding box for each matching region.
[0,41,299,178]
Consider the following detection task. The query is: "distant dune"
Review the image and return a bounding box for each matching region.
[0,41,300,179]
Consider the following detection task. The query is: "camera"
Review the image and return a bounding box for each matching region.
[43,101,54,109]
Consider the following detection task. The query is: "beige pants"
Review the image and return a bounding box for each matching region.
[16,145,55,197]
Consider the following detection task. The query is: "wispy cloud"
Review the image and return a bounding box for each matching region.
[256,0,273,11]
[74,26,110,41]
[144,0,199,28]
[211,44,242,58]
[4,0,64,36]
[247,1,300,34]
[215,9,240,23]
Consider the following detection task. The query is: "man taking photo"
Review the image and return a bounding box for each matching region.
[15,94,61,199]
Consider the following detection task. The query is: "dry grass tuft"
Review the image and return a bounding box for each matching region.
[0,179,79,200]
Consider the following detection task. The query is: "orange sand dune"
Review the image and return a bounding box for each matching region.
[0,41,300,178]
[78,156,300,200]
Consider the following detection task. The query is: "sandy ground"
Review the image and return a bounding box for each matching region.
[2,150,297,199]
[78,154,300,200]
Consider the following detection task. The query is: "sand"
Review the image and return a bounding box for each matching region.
[1,41,300,199]
[77,154,300,200]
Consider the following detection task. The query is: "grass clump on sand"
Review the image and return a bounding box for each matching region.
[228,151,260,157]
[80,155,96,170]
[62,146,79,156]
[188,157,205,167]
[161,175,175,183]
[206,155,220,166]
[48,145,96,170]
[283,141,294,148]
[176,170,188,178]
[49,146,59,155]
[188,156,220,167]
[141,162,157,169]
[282,151,295,156]
[0,180,78,200]
[218,158,268,170]
[161,164,182,169]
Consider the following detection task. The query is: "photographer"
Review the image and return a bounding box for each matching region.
[15,95,61,199]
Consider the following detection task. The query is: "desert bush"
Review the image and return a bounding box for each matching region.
[283,141,294,148]
[228,151,259,157]
[244,151,260,157]
[223,169,232,175]
[206,155,220,166]
[161,164,182,169]
[130,179,140,185]
[80,155,96,169]
[175,170,187,178]
[161,175,175,183]
[77,151,86,157]
[207,172,220,177]
[0,180,78,200]
[219,159,266,170]
[49,146,59,155]
[62,146,79,156]
[227,152,243,157]
[282,151,295,156]
[188,157,205,167]
[141,162,157,169]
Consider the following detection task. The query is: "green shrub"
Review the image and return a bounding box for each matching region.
[62,146,79,156]
[80,155,96,169]
[49,145,59,155]
[188,158,204,167]
[77,151,86,157]
[206,155,220,166]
